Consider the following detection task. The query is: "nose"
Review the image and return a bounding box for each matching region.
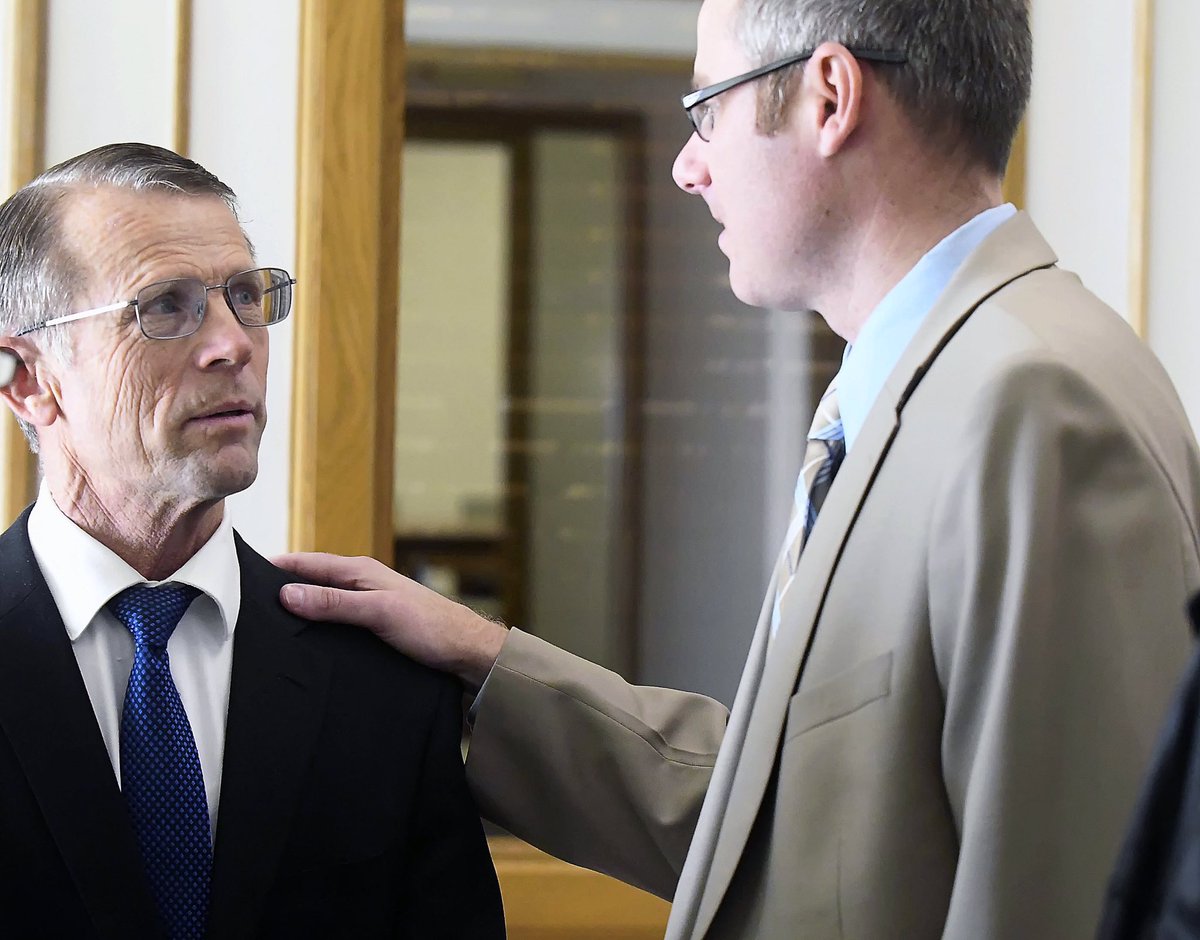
[672,133,711,194]
[195,291,257,369]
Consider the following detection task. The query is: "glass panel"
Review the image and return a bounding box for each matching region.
[394,140,511,617]
[524,130,625,669]
[394,122,636,670]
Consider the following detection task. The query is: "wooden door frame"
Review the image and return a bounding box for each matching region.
[290,0,404,558]
[1,0,46,526]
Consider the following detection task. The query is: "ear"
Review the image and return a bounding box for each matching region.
[807,42,865,158]
[0,339,62,433]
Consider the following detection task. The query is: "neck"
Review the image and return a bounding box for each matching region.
[43,463,223,581]
[818,161,1004,343]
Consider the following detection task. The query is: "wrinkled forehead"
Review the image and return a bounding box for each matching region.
[58,186,254,297]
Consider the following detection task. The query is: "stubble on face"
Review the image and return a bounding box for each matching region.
[42,187,268,549]
[684,0,837,314]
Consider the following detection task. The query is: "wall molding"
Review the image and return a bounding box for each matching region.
[3,0,47,526]
[1002,120,1027,209]
[173,0,192,155]
[1129,0,1155,339]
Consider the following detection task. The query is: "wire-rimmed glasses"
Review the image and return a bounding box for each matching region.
[17,266,295,340]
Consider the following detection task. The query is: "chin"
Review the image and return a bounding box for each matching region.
[728,264,811,313]
[727,268,774,311]
[185,456,260,502]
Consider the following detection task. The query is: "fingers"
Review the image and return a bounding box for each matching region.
[280,582,393,629]
[271,551,394,591]
[277,569,509,688]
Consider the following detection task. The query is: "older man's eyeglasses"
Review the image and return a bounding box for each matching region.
[17,267,296,341]
[681,47,908,142]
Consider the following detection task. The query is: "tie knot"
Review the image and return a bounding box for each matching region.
[107,583,202,650]
[808,376,843,443]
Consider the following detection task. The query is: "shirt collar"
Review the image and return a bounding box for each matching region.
[837,203,1017,451]
[28,485,242,641]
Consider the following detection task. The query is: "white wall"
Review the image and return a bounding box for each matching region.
[44,0,176,164]
[1024,0,1135,319]
[1024,0,1200,438]
[0,2,13,190]
[1145,0,1200,431]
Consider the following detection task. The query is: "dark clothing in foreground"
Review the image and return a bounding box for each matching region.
[0,510,505,938]
[1100,594,1200,939]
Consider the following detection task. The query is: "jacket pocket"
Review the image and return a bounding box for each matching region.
[785,650,893,740]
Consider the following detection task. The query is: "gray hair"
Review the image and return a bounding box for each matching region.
[0,142,240,451]
[735,0,1032,174]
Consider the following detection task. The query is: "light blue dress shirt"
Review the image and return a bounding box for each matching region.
[770,203,1016,640]
[837,203,1016,453]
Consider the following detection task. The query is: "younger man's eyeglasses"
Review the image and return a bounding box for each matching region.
[681,47,908,141]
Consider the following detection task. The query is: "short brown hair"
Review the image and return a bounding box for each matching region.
[736,0,1032,174]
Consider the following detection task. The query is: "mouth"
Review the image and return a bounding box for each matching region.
[187,401,259,430]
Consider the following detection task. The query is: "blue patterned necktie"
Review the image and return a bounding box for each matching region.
[108,583,210,940]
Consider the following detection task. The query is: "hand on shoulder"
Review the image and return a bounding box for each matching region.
[274,552,507,691]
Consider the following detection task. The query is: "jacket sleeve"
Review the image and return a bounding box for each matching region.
[928,357,1199,939]
[465,628,727,899]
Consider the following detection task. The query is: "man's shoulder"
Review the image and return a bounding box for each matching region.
[944,265,1177,414]
[232,537,457,700]
[905,265,1198,493]
[0,508,45,615]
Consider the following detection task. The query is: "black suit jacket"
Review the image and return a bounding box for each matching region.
[0,511,505,938]
[1099,594,1200,939]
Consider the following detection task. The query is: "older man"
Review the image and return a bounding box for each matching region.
[0,143,504,939]
[280,1,1200,937]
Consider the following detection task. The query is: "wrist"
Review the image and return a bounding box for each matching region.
[453,611,508,692]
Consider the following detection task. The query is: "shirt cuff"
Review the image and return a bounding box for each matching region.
[465,664,499,727]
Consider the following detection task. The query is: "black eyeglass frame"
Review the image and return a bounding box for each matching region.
[681,47,908,140]
[16,266,296,341]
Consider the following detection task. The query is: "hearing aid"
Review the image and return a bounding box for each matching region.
[0,349,18,387]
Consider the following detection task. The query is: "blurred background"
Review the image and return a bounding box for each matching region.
[0,1,1191,935]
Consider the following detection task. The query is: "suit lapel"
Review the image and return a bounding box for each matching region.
[0,512,162,937]
[664,559,781,939]
[206,538,331,937]
[690,213,1059,937]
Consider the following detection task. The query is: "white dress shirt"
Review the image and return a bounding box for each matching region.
[27,486,241,833]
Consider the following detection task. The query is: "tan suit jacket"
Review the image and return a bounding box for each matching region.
[467,213,1200,938]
